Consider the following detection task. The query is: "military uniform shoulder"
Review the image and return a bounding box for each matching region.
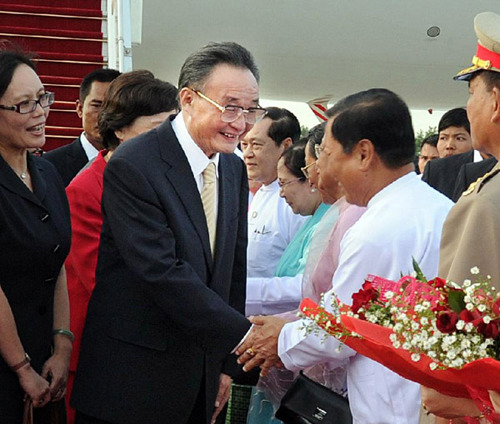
[463,164,500,196]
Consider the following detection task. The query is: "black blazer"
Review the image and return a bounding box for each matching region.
[422,150,474,200]
[44,137,89,187]
[0,154,70,420]
[452,157,498,201]
[71,119,251,424]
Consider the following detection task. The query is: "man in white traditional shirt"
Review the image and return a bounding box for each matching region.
[241,107,307,291]
[236,88,453,423]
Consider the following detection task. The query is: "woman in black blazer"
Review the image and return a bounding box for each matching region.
[0,46,72,423]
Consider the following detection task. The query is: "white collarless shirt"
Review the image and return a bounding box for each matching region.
[278,172,453,424]
[247,180,307,278]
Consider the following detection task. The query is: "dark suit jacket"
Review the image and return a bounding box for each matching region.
[0,154,70,420]
[44,137,89,187]
[422,150,474,200]
[71,119,251,424]
[452,156,498,201]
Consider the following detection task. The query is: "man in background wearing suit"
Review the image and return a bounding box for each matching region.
[44,68,120,186]
[422,107,473,200]
[452,155,497,200]
[71,42,265,424]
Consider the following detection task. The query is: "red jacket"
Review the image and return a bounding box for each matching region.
[65,150,107,371]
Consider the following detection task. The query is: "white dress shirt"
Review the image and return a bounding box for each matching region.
[80,132,100,161]
[247,180,307,278]
[278,172,453,424]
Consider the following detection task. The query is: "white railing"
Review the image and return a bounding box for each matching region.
[106,0,141,72]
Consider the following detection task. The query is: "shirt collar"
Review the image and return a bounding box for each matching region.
[171,111,219,177]
[367,171,415,208]
[80,132,99,161]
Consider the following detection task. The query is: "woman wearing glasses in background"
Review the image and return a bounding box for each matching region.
[0,45,72,423]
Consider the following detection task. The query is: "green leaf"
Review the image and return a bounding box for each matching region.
[412,257,427,282]
[448,290,466,313]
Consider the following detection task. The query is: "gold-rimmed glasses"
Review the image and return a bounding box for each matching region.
[301,161,317,179]
[278,177,303,189]
[314,144,325,159]
[189,88,267,124]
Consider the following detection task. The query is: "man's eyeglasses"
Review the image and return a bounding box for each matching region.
[0,92,55,114]
[277,177,303,189]
[301,161,317,179]
[189,88,267,125]
[314,144,324,159]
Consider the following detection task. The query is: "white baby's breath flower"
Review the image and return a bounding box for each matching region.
[411,353,421,362]
[478,304,487,313]
[456,320,465,330]
[466,303,474,311]
[429,362,438,370]
[470,267,480,275]
[420,317,429,326]
[385,291,394,300]
[483,315,492,324]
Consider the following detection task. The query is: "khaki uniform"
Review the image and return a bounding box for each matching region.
[439,163,500,286]
[419,165,500,424]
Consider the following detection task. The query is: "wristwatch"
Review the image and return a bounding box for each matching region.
[11,353,31,371]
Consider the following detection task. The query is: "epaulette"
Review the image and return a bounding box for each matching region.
[463,167,500,196]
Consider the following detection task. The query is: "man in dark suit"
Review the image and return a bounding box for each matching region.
[422,107,473,200]
[452,156,497,200]
[44,69,120,186]
[71,42,266,424]
[422,149,474,200]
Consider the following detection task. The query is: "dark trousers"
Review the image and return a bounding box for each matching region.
[187,376,207,424]
[75,380,208,424]
[75,411,113,424]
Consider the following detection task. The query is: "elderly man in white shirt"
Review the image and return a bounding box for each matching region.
[241,107,307,311]
[236,88,453,424]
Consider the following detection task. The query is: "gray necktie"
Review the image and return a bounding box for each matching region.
[201,162,216,255]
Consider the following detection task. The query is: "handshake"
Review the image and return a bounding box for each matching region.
[235,316,288,376]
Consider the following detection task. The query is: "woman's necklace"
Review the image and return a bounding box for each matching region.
[20,171,27,179]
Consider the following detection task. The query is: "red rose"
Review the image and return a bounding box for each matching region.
[477,320,500,339]
[351,282,379,314]
[428,277,446,289]
[436,310,459,333]
[432,304,448,313]
[493,299,500,316]
[459,309,483,325]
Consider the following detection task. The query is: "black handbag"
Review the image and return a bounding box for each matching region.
[275,371,353,424]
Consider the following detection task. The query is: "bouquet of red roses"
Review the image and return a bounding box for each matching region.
[300,265,500,421]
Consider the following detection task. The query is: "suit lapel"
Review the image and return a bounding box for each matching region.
[29,154,48,203]
[213,155,234,272]
[158,121,213,268]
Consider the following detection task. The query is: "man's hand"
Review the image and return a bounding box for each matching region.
[235,316,287,376]
[420,386,480,420]
[211,373,232,424]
